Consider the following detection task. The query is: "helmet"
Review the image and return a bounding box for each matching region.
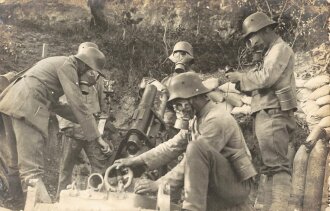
[74,47,105,71]
[172,41,193,57]
[242,12,277,39]
[168,72,211,102]
[78,42,99,54]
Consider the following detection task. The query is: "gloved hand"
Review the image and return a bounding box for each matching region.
[96,137,113,156]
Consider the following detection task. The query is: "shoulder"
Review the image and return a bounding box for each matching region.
[270,39,293,56]
[205,103,234,128]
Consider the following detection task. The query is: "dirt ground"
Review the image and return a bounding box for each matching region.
[0,0,327,207]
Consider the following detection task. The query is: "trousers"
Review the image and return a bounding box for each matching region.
[254,109,296,175]
[56,133,111,196]
[183,140,254,211]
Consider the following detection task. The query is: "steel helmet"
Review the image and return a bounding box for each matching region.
[78,42,99,54]
[74,47,105,71]
[168,72,211,102]
[172,41,194,57]
[242,12,277,39]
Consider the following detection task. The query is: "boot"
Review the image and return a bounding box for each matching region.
[269,172,291,211]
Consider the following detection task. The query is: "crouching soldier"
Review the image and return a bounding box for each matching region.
[115,72,257,211]
[56,42,113,198]
[0,45,112,207]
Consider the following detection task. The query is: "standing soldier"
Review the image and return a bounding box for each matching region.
[115,72,257,211]
[226,12,297,211]
[0,45,112,207]
[56,42,112,197]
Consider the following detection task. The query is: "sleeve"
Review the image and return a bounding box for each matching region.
[157,155,185,188]
[195,116,227,152]
[56,60,100,141]
[138,130,189,169]
[240,44,291,92]
[96,78,106,113]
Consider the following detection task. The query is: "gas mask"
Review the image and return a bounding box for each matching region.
[169,52,194,73]
[79,70,97,95]
[172,99,194,130]
[245,34,265,63]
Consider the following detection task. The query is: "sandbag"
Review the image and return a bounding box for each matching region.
[304,75,330,90]
[311,104,330,119]
[316,95,330,106]
[295,78,307,88]
[318,116,330,128]
[218,82,241,94]
[207,89,224,103]
[306,114,320,131]
[296,88,312,102]
[224,93,243,107]
[308,85,330,100]
[301,100,319,116]
[324,127,330,139]
[202,77,219,90]
[295,112,307,120]
[231,104,251,115]
[241,95,252,105]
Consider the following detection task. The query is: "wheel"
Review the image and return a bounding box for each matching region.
[104,165,133,192]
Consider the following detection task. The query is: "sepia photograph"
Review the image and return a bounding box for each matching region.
[0,0,329,210]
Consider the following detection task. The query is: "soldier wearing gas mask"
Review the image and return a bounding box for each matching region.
[161,41,195,136]
[115,72,257,211]
[0,44,111,207]
[56,42,113,198]
[226,12,297,211]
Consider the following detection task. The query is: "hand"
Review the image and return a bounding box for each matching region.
[134,179,160,194]
[114,157,144,169]
[225,72,242,83]
[96,137,113,156]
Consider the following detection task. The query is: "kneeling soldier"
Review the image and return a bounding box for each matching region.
[116,72,257,211]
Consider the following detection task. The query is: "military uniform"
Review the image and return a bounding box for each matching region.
[56,78,110,196]
[239,37,296,176]
[0,56,101,191]
[138,101,257,211]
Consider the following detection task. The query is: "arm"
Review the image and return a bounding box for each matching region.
[240,44,291,92]
[156,155,185,188]
[138,130,189,170]
[95,78,106,113]
[56,61,100,141]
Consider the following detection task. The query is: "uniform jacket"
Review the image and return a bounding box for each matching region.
[239,38,297,113]
[57,78,105,140]
[0,56,100,141]
[139,101,253,187]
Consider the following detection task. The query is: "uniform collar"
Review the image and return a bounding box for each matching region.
[196,100,213,119]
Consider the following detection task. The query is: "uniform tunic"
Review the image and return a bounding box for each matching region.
[139,101,256,211]
[0,56,101,189]
[239,37,296,175]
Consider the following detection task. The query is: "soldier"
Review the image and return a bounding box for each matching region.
[115,72,257,211]
[56,42,112,197]
[161,41,195,135]
[0,46,112,206]
[226,12,297,211]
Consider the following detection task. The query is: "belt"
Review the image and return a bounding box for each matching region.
[264,108,294,116]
